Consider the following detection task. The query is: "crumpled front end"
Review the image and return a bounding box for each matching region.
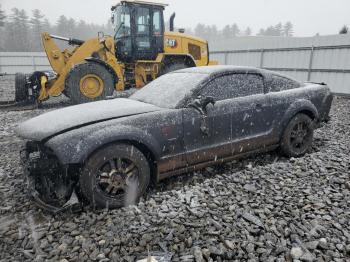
[20,141,81,213]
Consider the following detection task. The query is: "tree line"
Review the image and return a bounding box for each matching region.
[0,6,113,52]
[186,21,295,43]
[0,5,348,52]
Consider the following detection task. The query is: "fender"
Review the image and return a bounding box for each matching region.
[85,57,119,82]
[277,99,319,136]
[161,53,196,67]
[45,123,162,165]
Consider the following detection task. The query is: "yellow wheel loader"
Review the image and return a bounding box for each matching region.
[13,0,218,105]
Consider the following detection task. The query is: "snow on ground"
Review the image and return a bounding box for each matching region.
[0,75,15,102]
[0,79,349,261]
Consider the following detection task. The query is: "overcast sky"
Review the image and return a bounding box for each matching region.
[1,0,350,36]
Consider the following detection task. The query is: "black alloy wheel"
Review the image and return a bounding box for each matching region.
[281,113,314,157]
[96,157,139,199]
[79,144,150,209]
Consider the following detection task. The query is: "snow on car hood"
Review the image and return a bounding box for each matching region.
[16,98,161,141]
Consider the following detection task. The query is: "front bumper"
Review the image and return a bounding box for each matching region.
[20,142,81,214]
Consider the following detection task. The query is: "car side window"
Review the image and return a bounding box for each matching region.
[199,73,264,101]
[268,75,301,92]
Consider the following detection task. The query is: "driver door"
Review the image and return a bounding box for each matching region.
[134,7,151,59]
[114,5,132,61]
[183,76,233,166]
[134,7,163,60]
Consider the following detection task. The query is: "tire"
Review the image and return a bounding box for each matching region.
[62,90,70,99]
[280,113,314,157]
[79,143,150,209]
[65,62,115,104]
[160,62,189,75]
[15,73,27,102]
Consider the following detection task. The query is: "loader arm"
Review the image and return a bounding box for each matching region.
[40,33,123,99]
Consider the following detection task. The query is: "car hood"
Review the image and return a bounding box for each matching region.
[16,98,161,141]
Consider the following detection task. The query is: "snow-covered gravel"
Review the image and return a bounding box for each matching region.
[0,90,349,261]
[0,75,15,102]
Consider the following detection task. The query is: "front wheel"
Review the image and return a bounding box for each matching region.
[280,113,314,157]
[65,62,115,104]
[79,143,150,209]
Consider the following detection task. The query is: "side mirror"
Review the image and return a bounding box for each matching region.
[188,96,215,115]
[98,31,105,40]
[200,96,215,110]
[188,96,215,136]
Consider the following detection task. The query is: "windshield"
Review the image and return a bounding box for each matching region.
[112,5,131,39]
[130,73,208,108]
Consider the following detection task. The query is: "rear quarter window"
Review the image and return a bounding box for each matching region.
[199,73,264,101]
[268,75,301,92]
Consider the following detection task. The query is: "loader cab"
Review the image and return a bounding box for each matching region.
[112,1,166,62]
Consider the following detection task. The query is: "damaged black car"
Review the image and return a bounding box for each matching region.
[16,66,333,212]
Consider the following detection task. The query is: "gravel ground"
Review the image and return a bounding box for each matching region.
[0,83,349,261]
[0,75,15,102]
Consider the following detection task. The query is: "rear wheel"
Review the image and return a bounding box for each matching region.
[15,73,27,102]
[65,62,115,104]
[280,113,314,157]
[79,143,150,209]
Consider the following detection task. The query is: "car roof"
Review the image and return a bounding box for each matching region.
[173,65,266,75]
[172,65,301,83]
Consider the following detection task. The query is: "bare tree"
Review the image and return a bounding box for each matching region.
[257,22,287,36]
[339,25,348,34]
[257,28,265,36]
[0,5,6,51]
[30,9,45,51]
[0,5,6,27]
[274,22,283,36]
[222,25,232,38]
[66,18,77,37]
[42,18,51,33]
[231,23,240,36]
[264,26,279,36]
[194,23,206,38]
[207,25,218,41]
[105,19,114,36]
[244,27,252,36]
[283,21,294,36]
[4,8,30,51]
[55,15,69,36]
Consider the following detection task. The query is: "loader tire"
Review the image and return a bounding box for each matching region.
[160,62,189,75]
[15,73,27,102]
[65,62,114,104]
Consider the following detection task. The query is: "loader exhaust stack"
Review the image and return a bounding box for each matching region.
[169,12,175,31]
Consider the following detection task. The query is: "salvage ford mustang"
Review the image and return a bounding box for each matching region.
[17,66,333,212]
